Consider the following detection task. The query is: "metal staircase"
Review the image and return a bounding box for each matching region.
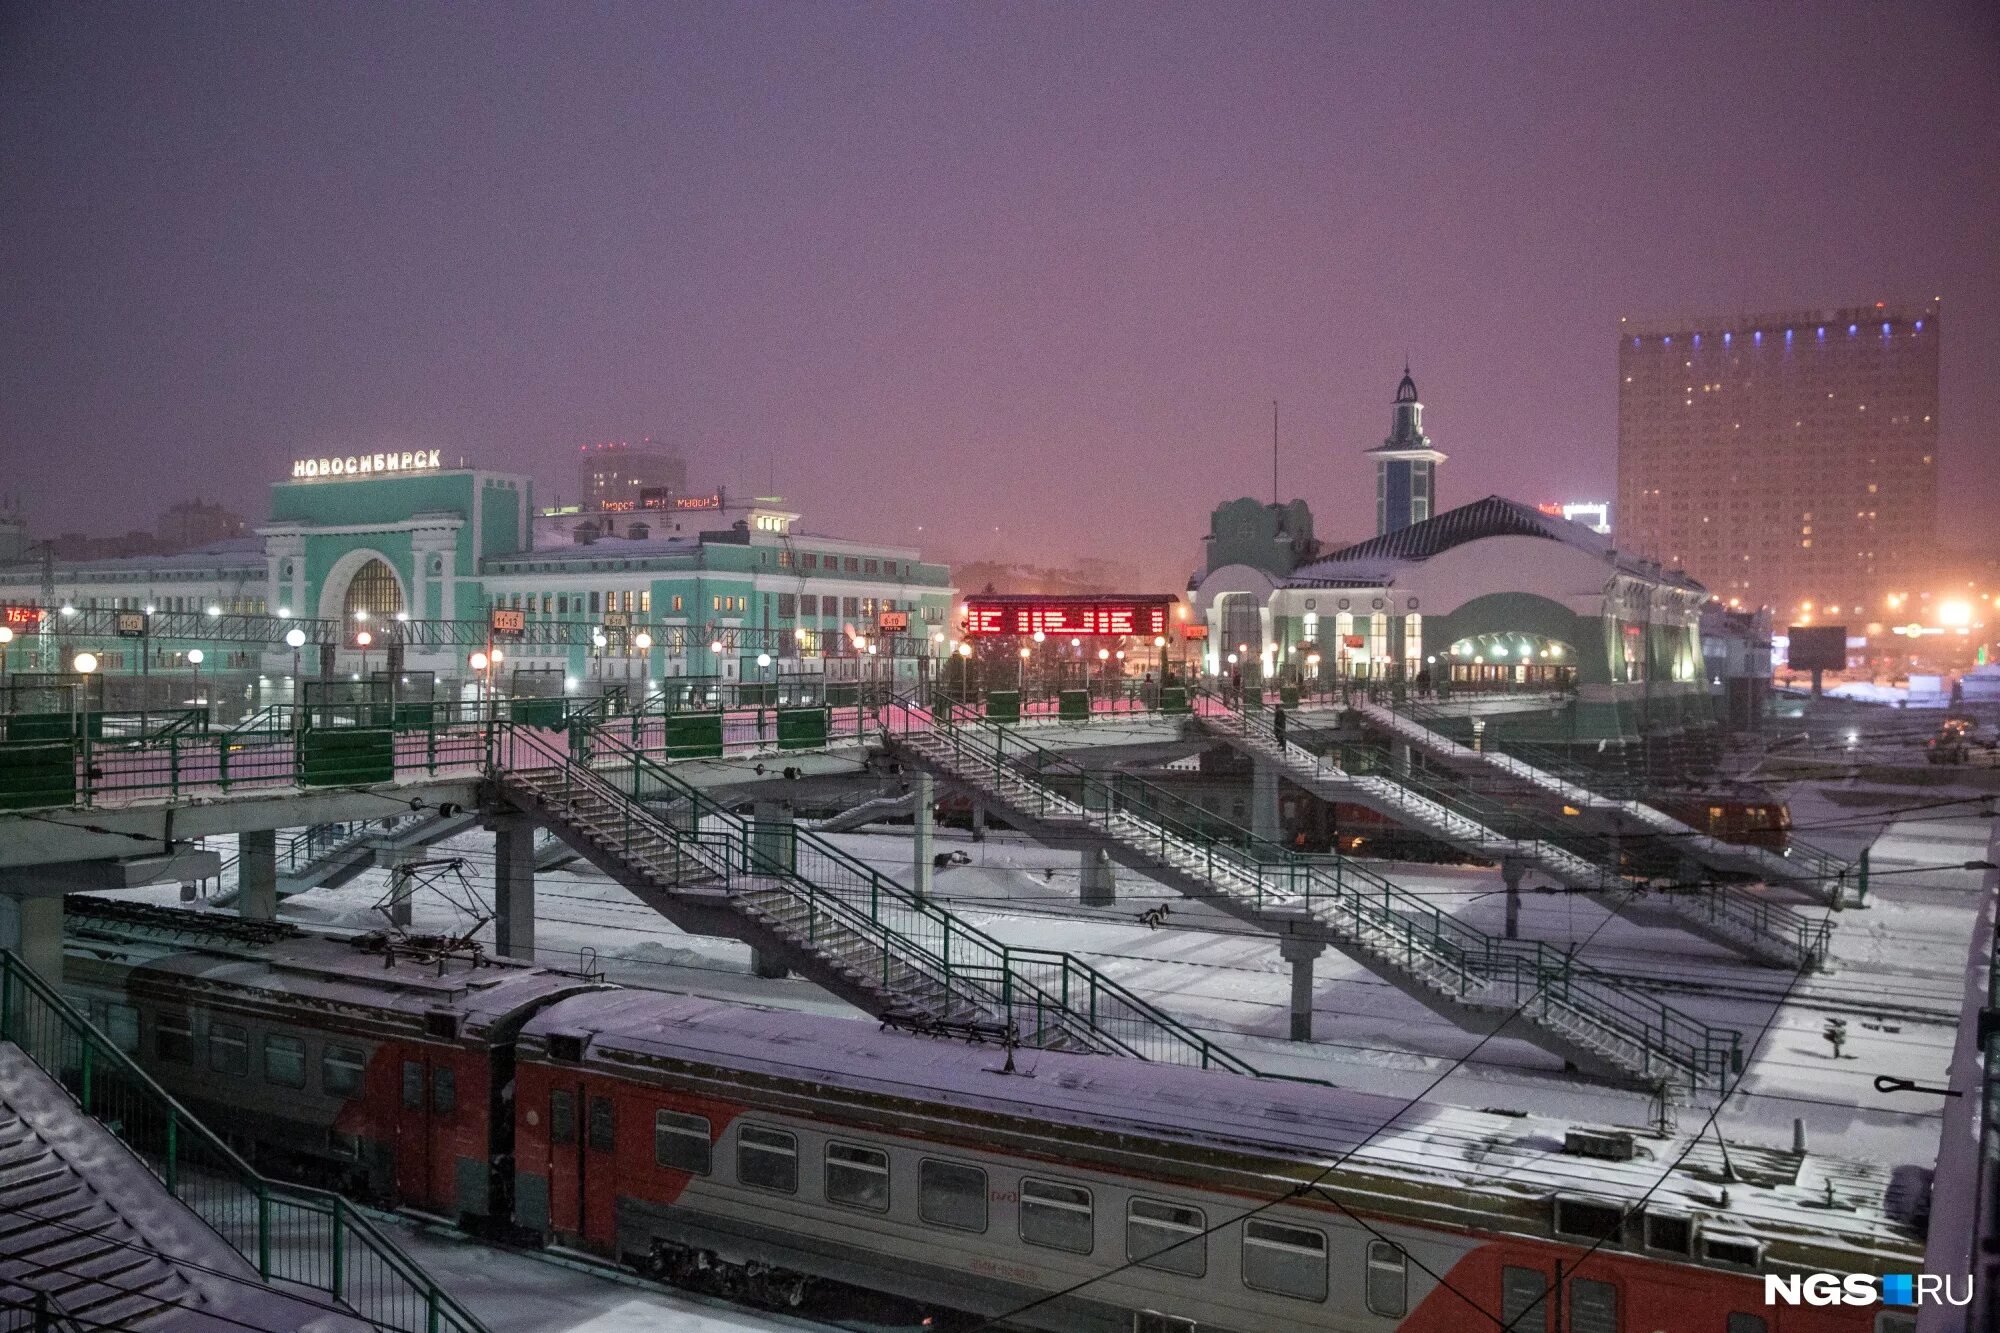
[1347,696,1854,897]
[884,715,1744,1090]
[0,952,485,1333]
[1196,702,1829,972]
[490,725,1261,1075]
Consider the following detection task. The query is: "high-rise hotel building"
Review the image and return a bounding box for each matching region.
[1616,301,1939,617]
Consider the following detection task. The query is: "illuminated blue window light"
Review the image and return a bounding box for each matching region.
[1817,326,1826,339]
[1881,322,1891,335]
[1916,319,1924,331]
[1692,333,1701,346]
[1664,335,1672,344]
[1848,323,1858,334]
[1723,332,1731,345]
[1753,330,1762,345]
[1784,328,1793,343]
[1632,336,1640,347]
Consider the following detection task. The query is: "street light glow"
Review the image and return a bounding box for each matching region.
[285,628,307,648]
[73,652,98,673]
[187,649,204,665]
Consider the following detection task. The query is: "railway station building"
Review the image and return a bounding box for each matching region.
[1190,373,1714,742]
[0,455,954,705]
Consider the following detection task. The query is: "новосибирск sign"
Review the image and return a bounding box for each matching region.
[291,450,443,480]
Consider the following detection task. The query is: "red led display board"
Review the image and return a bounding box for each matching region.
[2,605,47,631]
[961,596,1174,638]
[877,610,911,633]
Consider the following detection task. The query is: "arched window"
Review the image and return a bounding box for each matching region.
[342,558,405,621]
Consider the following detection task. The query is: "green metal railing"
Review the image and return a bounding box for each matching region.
[494,722,1273,1077]
[940,698,1745,1087]
[0,952,487,1333]
[1380,696,1855,891]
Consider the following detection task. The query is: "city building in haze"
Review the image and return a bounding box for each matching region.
[156,499,246,553]
[1616,301,1939,617]
[579,439,688,511]
[1368,368,1446,536]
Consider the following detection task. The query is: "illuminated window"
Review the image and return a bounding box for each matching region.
[342,558,404,620]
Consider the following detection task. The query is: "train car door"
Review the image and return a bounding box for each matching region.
[546,1083,586,1238]
[394,1056,433,1207]
[579,1092,617,1248]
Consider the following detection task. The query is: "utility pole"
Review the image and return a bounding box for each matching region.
[1271,400,1279,507]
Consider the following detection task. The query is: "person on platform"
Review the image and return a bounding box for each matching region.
[1272,703,1288,752]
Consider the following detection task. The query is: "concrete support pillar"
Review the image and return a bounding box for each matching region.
[1279,937,1325,1042]
[971,802,988,843]
[751,948,791,980]
[912,772,935,899]
[1079,847,1117,908]
[382,847,416,928]
[0,893,64,986]
[751,801,796,875]
[1251,760,1283,846]
[1501,856,1525,940]
[1392,739,1412,776]
[491,816,536,961]
[238,828,278,922]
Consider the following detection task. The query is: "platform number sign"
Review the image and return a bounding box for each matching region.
[490,608,526,640]
[114,611,149,637]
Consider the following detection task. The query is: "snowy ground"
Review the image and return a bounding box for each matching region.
[101,761,1994,1320]
[142,780,1992,1163]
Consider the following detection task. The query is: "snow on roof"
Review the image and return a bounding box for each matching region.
[75,926,597,1033]
[41,536,268,576]
[524,989,1921,1261]
[1286,495,1704,592]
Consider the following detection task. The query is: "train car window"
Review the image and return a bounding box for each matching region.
[157,1012,193,1065]
[1019,1178,1092,1254]
[918,1159,987,1233]
[587,1096,614,1152]
[1725,1316,1767,1333]
[1364,1240,1407,1316]
[738,1126,798,1194]
[550,1090,576,1146]
[264,1035,306,1089]
[1127,1198,1205,1277]
[655,1111,712,1175]
[402,1061,425,1110]
[322,1046,364,1097]
[824,1142,888,1212]
[433,1066,456,1116]
[1568,1277,1616,1333]
[1702,1236,1761,1268]
[1642,1212,1691,1255]
[1500,1267,1550,1331]
[1241,1220,1327,1302]
[86,1000,140,1054]
[208,1023,249,1076]
[1553,1197,1624,1244]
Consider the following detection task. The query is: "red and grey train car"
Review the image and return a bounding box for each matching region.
[66,925,598,1220]
[67,923,1923,1332]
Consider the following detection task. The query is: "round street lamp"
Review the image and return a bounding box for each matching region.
[73,652,98,674]
[634,631,653,651]
[187,648,205,705]
[284,628,306,649]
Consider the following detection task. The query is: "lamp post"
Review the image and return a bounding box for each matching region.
[634,631,653,695]
[284,627,306,716]
[187,648,204,707]
[1018,644,1031,692]
[0,625,12,693]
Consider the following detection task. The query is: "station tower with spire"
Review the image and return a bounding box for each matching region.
[1366,366,1447,536]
